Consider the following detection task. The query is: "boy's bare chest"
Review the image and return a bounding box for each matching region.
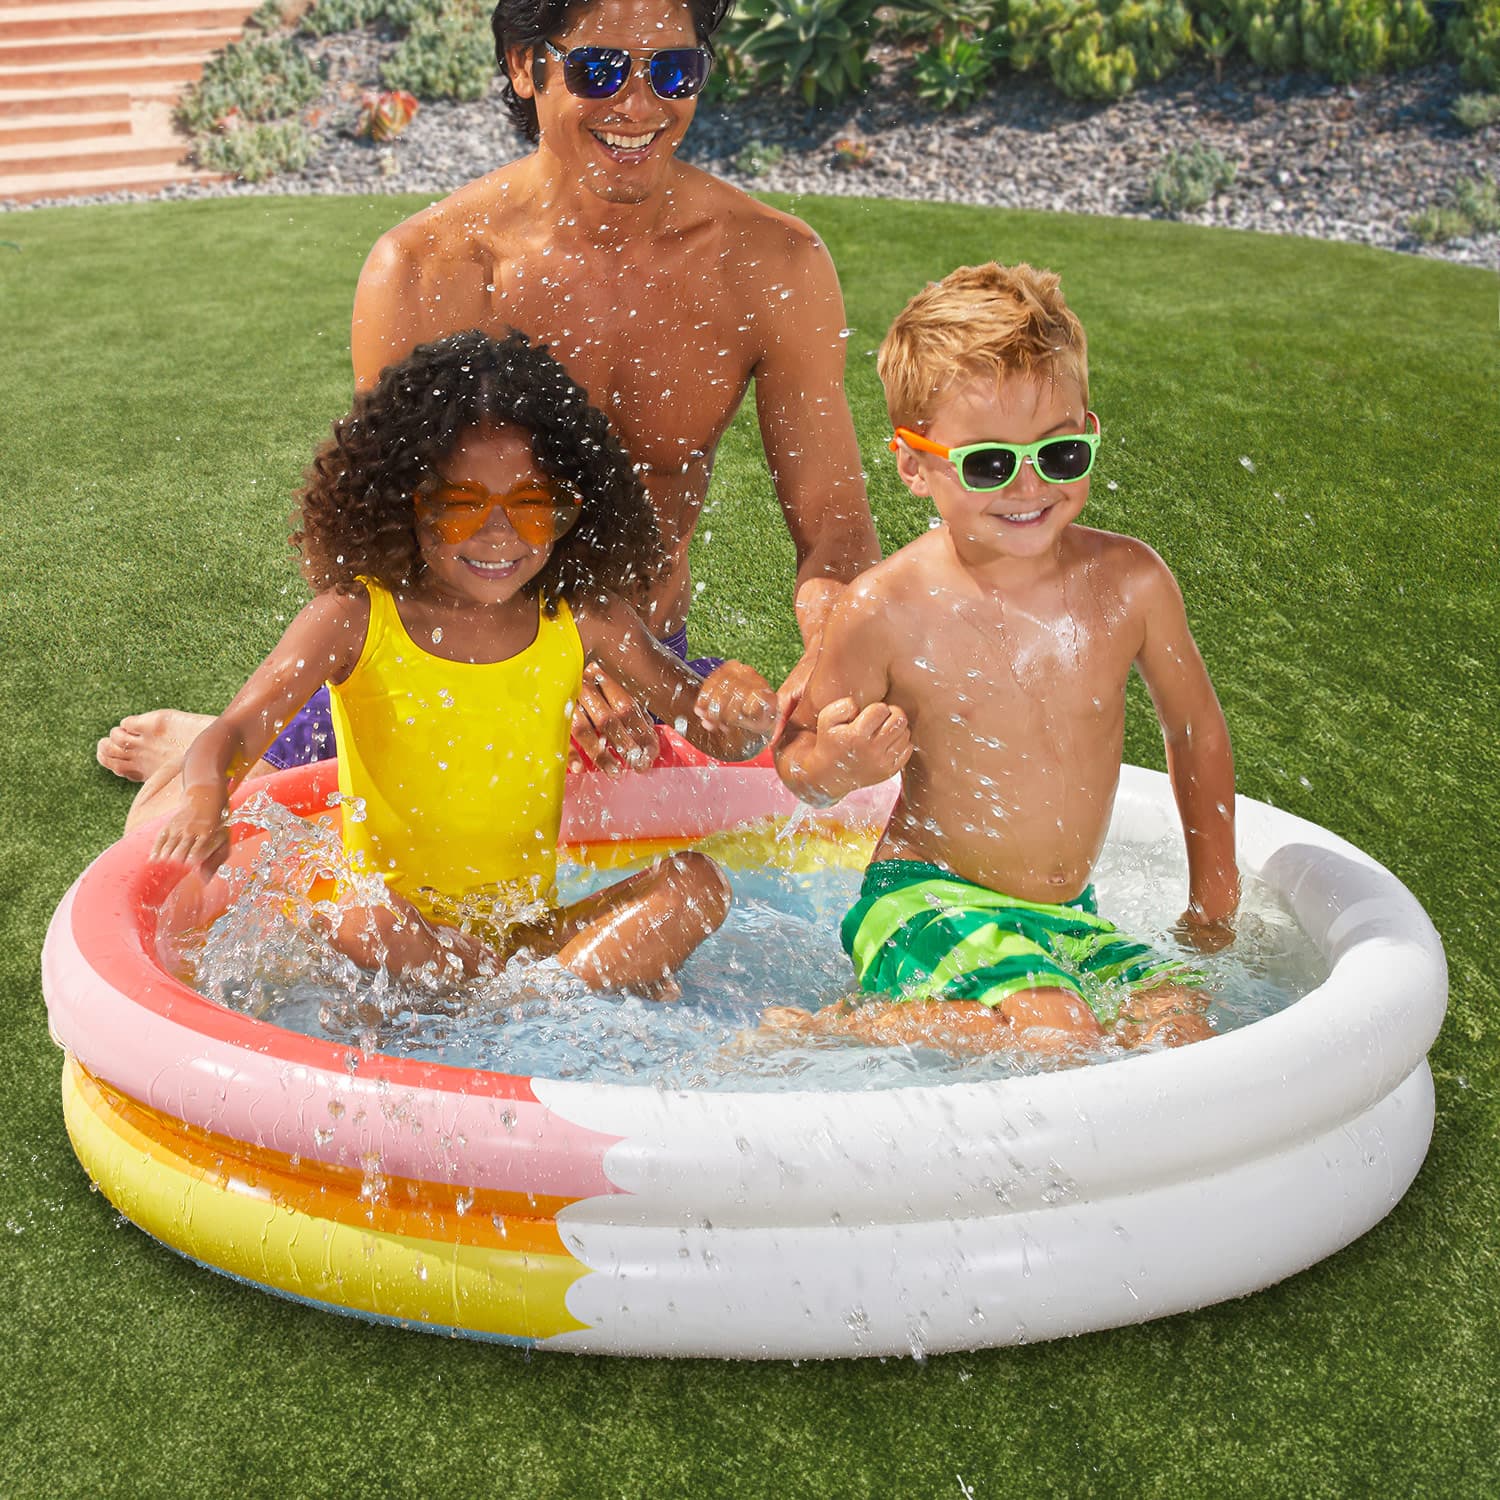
[888,592,1138,734]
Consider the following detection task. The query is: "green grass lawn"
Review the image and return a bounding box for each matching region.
[1,193,1496,1497]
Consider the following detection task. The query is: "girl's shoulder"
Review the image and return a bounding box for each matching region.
[289,584,374,685]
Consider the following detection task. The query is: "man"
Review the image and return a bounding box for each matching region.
[99,0,880,821]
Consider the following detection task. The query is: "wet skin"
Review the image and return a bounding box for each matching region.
[351,0,878,644]
[770,371,1238,1054]
[99,0,878,805]
[152,423,775,991]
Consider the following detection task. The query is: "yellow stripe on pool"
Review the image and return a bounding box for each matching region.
[61,1056,592,1342]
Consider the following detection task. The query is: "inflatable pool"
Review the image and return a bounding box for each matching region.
[43,741,1446,1357]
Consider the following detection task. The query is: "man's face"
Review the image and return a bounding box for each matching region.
[509,0,701,206]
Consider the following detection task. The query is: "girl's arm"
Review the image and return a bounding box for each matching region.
[1130,545,1239,930]
[152,591,369,872]
[573,594,777,763]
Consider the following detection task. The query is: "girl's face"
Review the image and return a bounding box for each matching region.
[414,423,564,606]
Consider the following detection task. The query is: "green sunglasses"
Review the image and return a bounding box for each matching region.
[889,411,1101,492]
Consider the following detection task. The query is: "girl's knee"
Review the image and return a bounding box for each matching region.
[663,851,731,931]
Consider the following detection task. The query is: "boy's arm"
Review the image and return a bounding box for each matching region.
[153,593,366,870]
[1130,548,1240,928]
[774,582,911,807]
[574,594,777,764]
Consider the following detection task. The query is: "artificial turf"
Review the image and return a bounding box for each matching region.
[1,193,1496,1497]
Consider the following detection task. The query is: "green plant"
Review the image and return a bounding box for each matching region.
[1454,174,1500,229]
[912,30,999,107]
[175,37,325,133]
[1407,202,1476,241]
[1452,89,1500,127]
[380,0,493,101]
[246,0,287,31]
[194,119,315,181]
[1007,0,1192,101]
[878,0,995,43]
[723,0,882,107]
[1449,0,1500,88]
[1192,0,1239,82]
[733,139,786,176]
[1299,0,1434,83]
[1148,139,1236,211]
[703,44,760,101]
[298,0,428,36]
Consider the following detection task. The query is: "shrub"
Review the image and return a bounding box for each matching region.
[913,31,1000,108]
[195,119,315,181]
[1300,0,1434,83]
[1452,89,1500,127]
[381,0,493,102]
[176,37,325,133]
[298,0,428,36]
[879,0,995,44]
[724,0,883,107]
[1454,173,1500,229]
[1448,0,1500,89]
[733,139,785,176]
[1005,1,1193,102]
[1148,140,1236,210]
[1407,202,1476,241]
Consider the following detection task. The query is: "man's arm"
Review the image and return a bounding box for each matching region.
[774,580,910,806]
[1131,546,1239,928]
[752,225,882,645]
[350,232,439,392]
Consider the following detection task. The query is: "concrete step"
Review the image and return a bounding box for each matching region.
[0,83,134,113]
[0,106,130,141]
[0,157,225,202]
[0,24,240,62]
[0,53,209,88]
[0,133,184,171]
[0,3,257,40]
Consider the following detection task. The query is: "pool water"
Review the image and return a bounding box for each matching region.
[178,794,1328,1093]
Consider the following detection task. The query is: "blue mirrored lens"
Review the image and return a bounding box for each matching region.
[564,47,630,98]
[649,48,709,98]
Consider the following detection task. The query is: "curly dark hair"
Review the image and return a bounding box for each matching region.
[491,0,734,144]
[293,329,662,613]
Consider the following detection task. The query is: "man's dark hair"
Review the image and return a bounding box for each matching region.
[491,0,734,143]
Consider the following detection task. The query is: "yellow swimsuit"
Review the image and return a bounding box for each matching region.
[327,580,583,913]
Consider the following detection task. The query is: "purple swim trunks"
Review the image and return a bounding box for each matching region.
[262,623,724,770]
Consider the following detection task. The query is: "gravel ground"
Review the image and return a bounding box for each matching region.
[7,30,1498,269]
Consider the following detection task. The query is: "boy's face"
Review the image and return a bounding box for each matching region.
[508,0,699,207]
[897,371,1092,563]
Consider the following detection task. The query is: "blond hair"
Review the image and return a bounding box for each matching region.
[876,262,1089,430]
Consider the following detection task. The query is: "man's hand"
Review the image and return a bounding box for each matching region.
[694,661,778,754]
[571,662,660,775]
[151,785,231,875]
[811,697,912,790]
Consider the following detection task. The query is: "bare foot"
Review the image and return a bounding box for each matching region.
[97,709,213,783]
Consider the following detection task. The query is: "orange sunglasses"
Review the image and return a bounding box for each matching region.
[414,479,582,547]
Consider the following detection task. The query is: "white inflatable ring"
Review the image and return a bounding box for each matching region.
[43,753,1446,1357]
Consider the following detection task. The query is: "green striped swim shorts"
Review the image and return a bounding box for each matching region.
[839,859,1202,1025]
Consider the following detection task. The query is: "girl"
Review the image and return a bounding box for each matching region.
[152,329,777,995]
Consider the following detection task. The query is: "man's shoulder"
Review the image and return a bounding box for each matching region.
[364,164,525,275]
[677,164,829,263]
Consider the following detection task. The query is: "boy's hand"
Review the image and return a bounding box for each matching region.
[151,786,231,875]
[695,661,778,745]
[1174,908,1237,954]
[813,697,912,787]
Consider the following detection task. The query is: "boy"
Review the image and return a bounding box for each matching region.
[768,263,1239,1056]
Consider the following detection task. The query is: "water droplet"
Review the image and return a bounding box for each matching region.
[1239,456,1256,472]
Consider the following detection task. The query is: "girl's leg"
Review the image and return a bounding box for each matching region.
[546,852,731,997]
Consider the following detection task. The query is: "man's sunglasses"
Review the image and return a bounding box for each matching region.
[414,480,581,547]
[540,40,712,101]
[889,412,1101,492]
